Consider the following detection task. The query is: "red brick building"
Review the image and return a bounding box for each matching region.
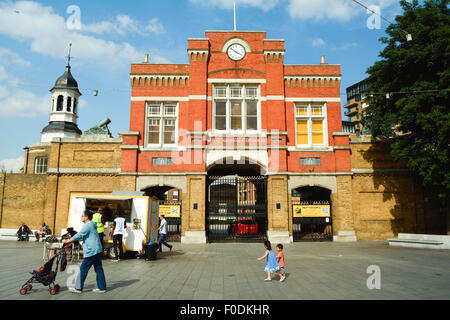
[8,31,441,244]
[120,31,352,243]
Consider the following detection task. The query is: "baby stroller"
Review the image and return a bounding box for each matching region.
[20,243,70,295]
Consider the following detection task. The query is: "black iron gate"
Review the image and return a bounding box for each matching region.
[292,201,333,242]
[207,175,267,242]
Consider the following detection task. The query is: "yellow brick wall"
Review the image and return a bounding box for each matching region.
[185,176,206,232]
[350,140,407,170]
[332,175,354,232]
[350,140,444,240]
[53,142,122,169]
[267,175,289,231]
[0,174,48,230]
[351,174,419,240]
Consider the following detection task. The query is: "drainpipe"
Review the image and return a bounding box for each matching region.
[23,147,29,174]
[0,173,6,228]
[52,139,62,235]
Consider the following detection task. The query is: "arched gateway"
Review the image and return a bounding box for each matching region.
[206,159,268,242]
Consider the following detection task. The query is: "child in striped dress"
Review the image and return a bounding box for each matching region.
[257,240,286,282]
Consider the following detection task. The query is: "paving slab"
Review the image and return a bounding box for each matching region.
[1,241,449,300]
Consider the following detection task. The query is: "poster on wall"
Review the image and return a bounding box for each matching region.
[159,205,181,218]
[293,205,330,218]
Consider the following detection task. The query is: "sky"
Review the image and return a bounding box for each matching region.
[0,0,404,172]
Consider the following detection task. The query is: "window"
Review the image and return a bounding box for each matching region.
[146,102,178,147]
[56,95,64,111]
[152,158,173,166]
[301,158,321,166]
[295,103,327,147]
[73,98,78,114]
[35,157,48,174]
[213,84,260,132]
[67,96,72,112]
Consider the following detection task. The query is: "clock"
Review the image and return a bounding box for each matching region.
[227,43,246,61]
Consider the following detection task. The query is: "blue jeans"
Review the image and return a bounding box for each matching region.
[76,253,106,291]
[158,233,172,252]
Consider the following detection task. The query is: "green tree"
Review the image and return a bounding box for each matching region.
[363,0,450,205]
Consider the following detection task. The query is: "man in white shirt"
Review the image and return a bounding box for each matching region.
[157,215,173,253]
[110,213,127,261]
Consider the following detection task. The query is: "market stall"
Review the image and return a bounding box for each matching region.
[67,192,159,257]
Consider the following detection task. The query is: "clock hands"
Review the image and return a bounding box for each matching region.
[227,44,245,61]
[229,48,242,56]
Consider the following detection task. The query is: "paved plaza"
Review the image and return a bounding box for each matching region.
[1,240,449,300]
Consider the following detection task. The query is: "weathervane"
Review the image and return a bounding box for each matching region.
[66,43,73,67]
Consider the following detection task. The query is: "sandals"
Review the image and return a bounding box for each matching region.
[280,276,286,282]
[264,278,272,281]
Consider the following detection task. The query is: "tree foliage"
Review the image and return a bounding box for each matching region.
[364,0,450,205]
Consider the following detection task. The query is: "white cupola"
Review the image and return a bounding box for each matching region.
[41,45,82,143]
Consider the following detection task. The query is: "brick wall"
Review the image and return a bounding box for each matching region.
[0,174,48,230]
[350,139,444,240]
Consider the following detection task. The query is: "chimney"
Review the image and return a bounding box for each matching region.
[144,53,149,63]
[321,55,326,64]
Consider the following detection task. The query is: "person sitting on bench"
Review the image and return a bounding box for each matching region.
[16,222,31,241]
[35,222,51,242]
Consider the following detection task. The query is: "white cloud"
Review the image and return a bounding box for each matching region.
[338,42,358,50]
[82,15,165,36]
[189,0,279,11]
[0,65,49,118]
[0,48,32,67]
[145,18,166,35]
[288,0,398,22]
[0,157,25,173]
[0,86,50,118]
[0,1,144,66]
[312,37,325,47]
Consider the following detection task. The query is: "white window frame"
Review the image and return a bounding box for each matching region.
[212,84,261,134]
[35,157,48,174]
[145,102,178,148]
[294,102,328,148]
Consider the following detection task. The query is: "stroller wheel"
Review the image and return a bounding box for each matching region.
[20,288,27,295]
[26,285,32,291]
[50,288,57,295]
[54,284,60,292]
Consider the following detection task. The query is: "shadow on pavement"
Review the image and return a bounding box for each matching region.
[104,279,140,291]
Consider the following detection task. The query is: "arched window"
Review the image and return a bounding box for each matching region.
[67,96,72,112]
[73,98,77,114]
[56,95,64,111]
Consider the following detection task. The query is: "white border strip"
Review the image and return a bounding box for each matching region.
[208,79,266,84]
[285,97,341,102]
[132,97,189,102]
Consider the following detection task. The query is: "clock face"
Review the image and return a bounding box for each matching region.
[227,43,246,61]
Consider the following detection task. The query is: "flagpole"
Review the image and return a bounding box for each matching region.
[234,1,237,31]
